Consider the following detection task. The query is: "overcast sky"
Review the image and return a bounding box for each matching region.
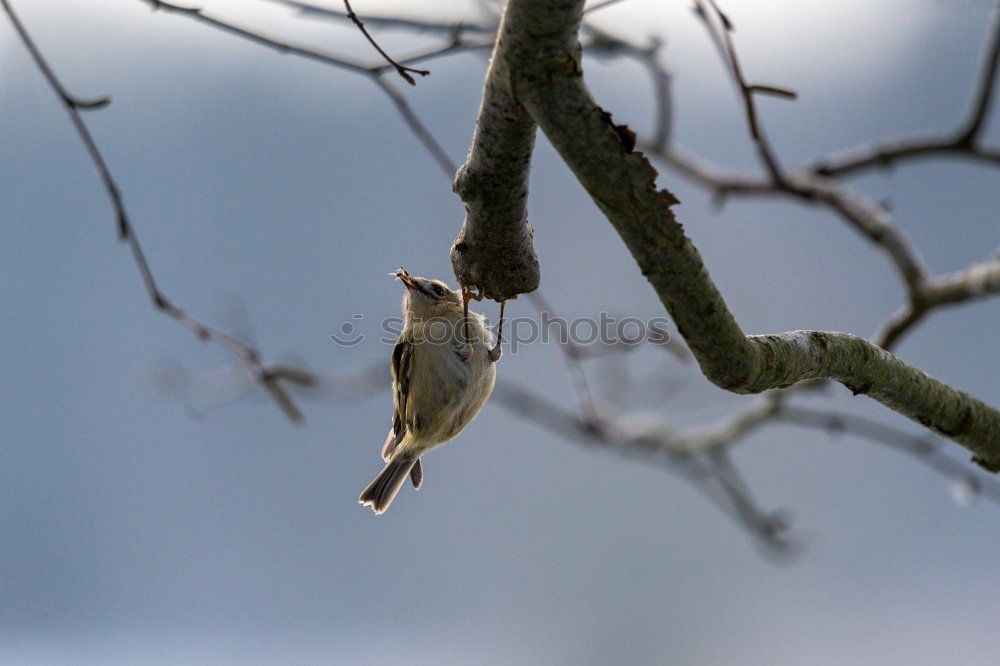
[2,0,999,663]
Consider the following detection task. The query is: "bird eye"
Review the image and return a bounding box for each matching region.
[431,284,445,297]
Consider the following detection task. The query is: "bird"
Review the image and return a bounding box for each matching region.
[359,267,498,514]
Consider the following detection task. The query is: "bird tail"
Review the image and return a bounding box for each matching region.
[359,458,417,514]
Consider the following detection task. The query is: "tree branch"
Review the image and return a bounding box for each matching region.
[449,3,541,300]
[266,0,496,35]
[144,0,457,176]
[3,0,308,423]
[808,5,1000,178]
[479,0,1000,470]
[491,380,796,555]
[340,0,429,85]
[692,0,796,182]
[874,256,1000,349]
[616,4,996,349]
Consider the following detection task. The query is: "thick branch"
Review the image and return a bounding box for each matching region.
[449,4,541,300]
[489,0,1000,469]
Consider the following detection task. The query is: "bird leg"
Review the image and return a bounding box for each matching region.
[488,299,506,363]
[459,280,484,347]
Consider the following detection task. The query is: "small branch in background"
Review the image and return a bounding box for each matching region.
[264,0,498,76]
[692,0,796,181]
[3,0,307,423]
[371,76,457,174]
[382,34,493,73]
[626,1,999,349]
[674,3,933,296]
[808,6,1000,178]
[146,0,370,74]
[267,0,497,35]
[527,292,603,429]
[705,448,797,557]
[144,0,457,175]
[341,0,429,85]
[777,406,1000,505]
[583,0,631,15]
[583,24,673,151]
[873,256,1000,349]
[492,381,796,556]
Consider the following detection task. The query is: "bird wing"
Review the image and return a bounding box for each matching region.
[382,332,414,461]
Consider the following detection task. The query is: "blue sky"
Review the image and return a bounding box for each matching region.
[2,0,999,663]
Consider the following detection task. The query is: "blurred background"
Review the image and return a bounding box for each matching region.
[2,0,999,663]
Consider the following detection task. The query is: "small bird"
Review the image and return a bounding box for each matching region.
[359,268,498,514]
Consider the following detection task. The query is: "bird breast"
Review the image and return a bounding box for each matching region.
[404,315,496,451]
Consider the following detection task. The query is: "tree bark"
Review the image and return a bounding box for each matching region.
[459,0,1000,469]
[450,4,541,301]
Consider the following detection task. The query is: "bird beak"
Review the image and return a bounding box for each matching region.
[393,267,420,293]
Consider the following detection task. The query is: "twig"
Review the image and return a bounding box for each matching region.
[527,292,603,429]
[266,0,496,35]
[628,2,998,348]
[584,0,630,14]
[372,77,457,174]
[873,256,1000,349]
[692,0,796,181]
[491,381,794,554]
[341,0,429,85]
[382,36,493,73]
[583,24,672,150]
[705,448,797,556]
[650,146,932,295]
[144,0,456,176]
[809,6,1000,177]
[777,405,1000,504]
[146,0,370,74]
[3,0,306,423]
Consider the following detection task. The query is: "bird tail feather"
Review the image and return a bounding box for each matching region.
[359,458,416,514]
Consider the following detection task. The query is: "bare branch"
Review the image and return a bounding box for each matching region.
[583,25,672,150]
[450,3,541,301]
[144,0,457,176]
[145,0,370,74]
[371,76,457,174]
[340,0,429,85]
[874,256,1000,349]
[584,0,630,15]
[266,0,496,35]
[810,136,1000,179]
[691,0,796,181]
[777,406,1000,505]
[383,36,493,73]
[957,3,1000,142]
[648,146,932,294]
[527,292,603,428]
[609,4,995,349]
[809,6,1000,177]
[481,0,1000,469]
[491,381,794,554]
[3,0,306,422]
